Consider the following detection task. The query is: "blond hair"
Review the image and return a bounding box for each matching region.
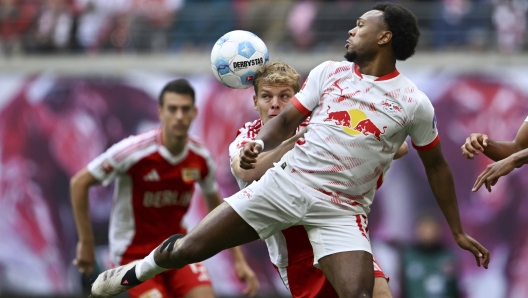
[253,61,301,94]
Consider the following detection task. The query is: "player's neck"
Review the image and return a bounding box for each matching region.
[161,130,186,156]
[356,57,396,78]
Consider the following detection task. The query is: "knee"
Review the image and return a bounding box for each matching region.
[337,285,373,298]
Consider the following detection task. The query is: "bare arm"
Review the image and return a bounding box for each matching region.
[240,102,308,169]
[394,141,409,160]
[417,142,490,268]
[202,192,259,296]
[232,131,304,182]
[472,147,528,192]
[462,122,528,161]
[70,167,100,275]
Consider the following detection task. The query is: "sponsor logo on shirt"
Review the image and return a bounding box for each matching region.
[143,190,192,207]
[432,114,437,134]
[182,168,200,182]
[323,107,387,141]
[143,169,160,181]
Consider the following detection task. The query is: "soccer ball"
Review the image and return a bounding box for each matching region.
[210,30,269,89]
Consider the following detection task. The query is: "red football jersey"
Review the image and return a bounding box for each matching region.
[88,128,218,264]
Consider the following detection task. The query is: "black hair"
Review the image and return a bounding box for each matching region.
[372,2,420,61]
[158,79,195,106]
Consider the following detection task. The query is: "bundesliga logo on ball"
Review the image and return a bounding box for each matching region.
[210,30,269,89]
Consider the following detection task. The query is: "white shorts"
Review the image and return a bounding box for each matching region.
[225,167,371,267]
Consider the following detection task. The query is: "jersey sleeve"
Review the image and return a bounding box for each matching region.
[291,61,330,115]
[197,153,219,195]
[228,123,254,162]
[409,92,440,151]
[87,138,133,186]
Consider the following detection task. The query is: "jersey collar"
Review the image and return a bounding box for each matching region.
[156,127,189,165]
[354,64,400,81]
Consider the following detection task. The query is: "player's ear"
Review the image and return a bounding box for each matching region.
[158,105,163,120]
[253,95,258,111]
[378,31,392,45]
[192,107,198,120]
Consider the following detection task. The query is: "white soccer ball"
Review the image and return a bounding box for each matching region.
[210,30,269,89]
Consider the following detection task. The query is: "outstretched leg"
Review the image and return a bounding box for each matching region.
[91,202,259,298]
[154,202,260,268]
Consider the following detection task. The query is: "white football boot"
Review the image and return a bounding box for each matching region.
[90,260,141,298]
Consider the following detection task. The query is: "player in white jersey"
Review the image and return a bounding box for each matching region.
[229,61,409,298]
[70,79,259,298]
[90,3,490,298]
[461,116,528,191]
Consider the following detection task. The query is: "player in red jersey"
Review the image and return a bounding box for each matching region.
[90,4,489,298]
[70,79,259,298]
[229,61,408,298]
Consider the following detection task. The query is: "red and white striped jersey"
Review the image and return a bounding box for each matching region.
[229,119,312,267]
[228,118,310,189]
[88,128,218,265]
[286,61,439,215]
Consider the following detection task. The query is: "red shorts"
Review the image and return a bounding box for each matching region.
[120,257,212,298]
[275,256,388,298]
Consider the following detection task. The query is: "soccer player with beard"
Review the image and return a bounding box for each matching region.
[229,60,409,298]
[90,3,489,298]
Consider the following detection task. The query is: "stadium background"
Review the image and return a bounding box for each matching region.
[0,0,527,297]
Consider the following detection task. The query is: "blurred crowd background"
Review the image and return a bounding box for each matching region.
[0,0,526,56]
[1,1,528,298]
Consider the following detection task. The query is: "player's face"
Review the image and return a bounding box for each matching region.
[254,84,295,125]
[158,92,196,138]
[345,10,385,62]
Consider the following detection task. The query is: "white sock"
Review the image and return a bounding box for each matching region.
[134,249,168,281]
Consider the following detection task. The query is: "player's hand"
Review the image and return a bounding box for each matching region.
[73,240,95,276]
[454,233,490,269]
[472,157,516,192]
[240,141,263,170]
[234,260,259,297]
[461,133,490,159]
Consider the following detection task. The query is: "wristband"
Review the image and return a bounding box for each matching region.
[253,140,264,151]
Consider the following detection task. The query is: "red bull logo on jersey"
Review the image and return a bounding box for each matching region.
[354,119,387,141]
[323,106,386,141]
[323,106,352,127]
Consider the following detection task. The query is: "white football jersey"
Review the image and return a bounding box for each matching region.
[229,119,312,267]
[279,61,439,216]
[228,118,309,189]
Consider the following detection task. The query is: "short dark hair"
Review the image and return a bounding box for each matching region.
[372,2,420,61]
[158,79,195,106]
